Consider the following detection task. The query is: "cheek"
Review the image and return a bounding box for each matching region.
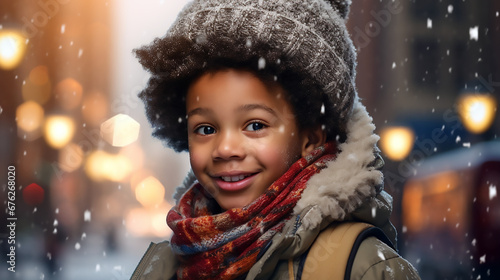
[255,139,299,171]
[188,146,208,173]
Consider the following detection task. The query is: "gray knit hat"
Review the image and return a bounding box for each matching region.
[135,0,357,152]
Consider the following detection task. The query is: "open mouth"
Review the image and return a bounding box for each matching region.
[213,172,259,192]
[220,174,253,182]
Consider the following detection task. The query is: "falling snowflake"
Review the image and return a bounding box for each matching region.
[490,185,497,200]
[447,5,454,13]
[463,142,471,148]
[258,57,266,70]
[470,26,479,41]
[75,242,81,250]
[427,18,432,29]
[455,136,461,143]
[84,210,91,222]
[480,254,486,264]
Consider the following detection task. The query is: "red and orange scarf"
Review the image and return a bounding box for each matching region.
[167,143,337,280]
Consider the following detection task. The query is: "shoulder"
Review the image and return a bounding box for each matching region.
[130,241,178,280]
[351,237,421,280]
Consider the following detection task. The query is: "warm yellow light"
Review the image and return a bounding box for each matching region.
[380,126,415,161]
[58,143,84,173]
[135,176,165,208]
[44,115,75,149]
[82,91,108,126]
[16,101,44,133]
[55,78,83,110]
[84,151,132,182]
[458,94,497,134]
[0,30,27,70]
[125,202,172,237]
[22,65,51,104]
[100,114,140,147]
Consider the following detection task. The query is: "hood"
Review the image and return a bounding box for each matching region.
[294,96,392,234]
[172,97,395,244]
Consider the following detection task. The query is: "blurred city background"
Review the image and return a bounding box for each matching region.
[0,0,499,279]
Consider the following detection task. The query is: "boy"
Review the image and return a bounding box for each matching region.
[131,0,421,279]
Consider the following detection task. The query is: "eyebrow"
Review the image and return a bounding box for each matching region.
[237,104,278,117]
[187,104,278,118]
[187,107,212,118]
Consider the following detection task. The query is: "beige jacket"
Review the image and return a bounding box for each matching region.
[131,98,421,280]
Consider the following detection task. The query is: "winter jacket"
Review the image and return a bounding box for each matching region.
[131,99,421,280]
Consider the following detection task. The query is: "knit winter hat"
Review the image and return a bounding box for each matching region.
[135,0,357,152]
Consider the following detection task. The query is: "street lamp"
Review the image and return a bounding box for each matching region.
[380,126,415,161]
[457,93,497,134]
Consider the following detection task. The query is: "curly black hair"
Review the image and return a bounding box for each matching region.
[135,35,344,152]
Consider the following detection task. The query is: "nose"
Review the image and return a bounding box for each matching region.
[212,130,245,161]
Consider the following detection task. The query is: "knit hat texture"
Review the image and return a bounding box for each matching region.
[136,0,357,151]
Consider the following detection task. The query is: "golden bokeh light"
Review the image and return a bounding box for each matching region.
[16,101,44,133]
[55,78,83,110]
[380,126,415,161]
[100,114,140,147]
[135,176,165,208]
[457,94,497,134]
[85,150,132,182]
[58,143,84,173]
[22,65,51,104]
[81,91,108,126]
[125,202,172,237]
[43,115,76,149]
[0,29,27,70]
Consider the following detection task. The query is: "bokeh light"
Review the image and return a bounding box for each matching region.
[100,113,140,147]
[134,176,165,208]
[457,93,497,134]
[85,150,132,182]
[16,101,45,134]
[55,78,83,110]
[22,65,52,104]
[380,126,415,161]
[81,91,108,126]
[43,115,76,149]
[125,202,172,237]
[0,29,27,70]
[22,183,45,206]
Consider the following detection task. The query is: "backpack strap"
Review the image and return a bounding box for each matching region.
[295,222,395,280]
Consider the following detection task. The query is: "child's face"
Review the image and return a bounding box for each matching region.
[186,69,308,210]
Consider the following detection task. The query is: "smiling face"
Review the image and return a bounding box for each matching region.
[186,69,314,210]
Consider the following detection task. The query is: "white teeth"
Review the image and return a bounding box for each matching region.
[221,175,247,182]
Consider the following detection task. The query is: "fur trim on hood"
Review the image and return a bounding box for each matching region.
[294,96,383,230]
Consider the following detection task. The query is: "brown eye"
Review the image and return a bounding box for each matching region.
[244,122,266,132]
[195,126,216,135]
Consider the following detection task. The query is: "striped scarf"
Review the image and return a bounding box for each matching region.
[167,143,337,280]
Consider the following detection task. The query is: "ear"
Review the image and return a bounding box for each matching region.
[300,126,327,157]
